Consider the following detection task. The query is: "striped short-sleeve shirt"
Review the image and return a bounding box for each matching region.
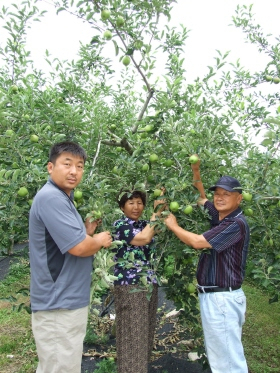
[197,200,250,287]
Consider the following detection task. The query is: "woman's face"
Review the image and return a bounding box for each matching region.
[121,197,145,221]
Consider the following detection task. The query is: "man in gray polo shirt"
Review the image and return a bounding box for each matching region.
[29,141,112,373]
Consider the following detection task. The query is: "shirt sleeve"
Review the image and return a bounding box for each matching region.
[37,193,86,254]
[204,200,219,226]
[202,220,242,253]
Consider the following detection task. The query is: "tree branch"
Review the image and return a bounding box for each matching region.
[132,88,154,133]
[101,138,133,155]
[120,137,133,155]
[90,139,102,175]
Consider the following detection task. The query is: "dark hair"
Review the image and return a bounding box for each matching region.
[49,141,87,164]
[117,190,146,208]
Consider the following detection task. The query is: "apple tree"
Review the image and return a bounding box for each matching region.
[0,1,280,353]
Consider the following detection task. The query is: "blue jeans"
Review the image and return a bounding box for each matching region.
[198,288,248,373]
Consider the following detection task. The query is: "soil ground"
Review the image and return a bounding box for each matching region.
[0,244,211,373]
[81,353,210,373]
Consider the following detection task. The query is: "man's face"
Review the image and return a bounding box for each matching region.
[213,187,242,216]
[47,152,84,196]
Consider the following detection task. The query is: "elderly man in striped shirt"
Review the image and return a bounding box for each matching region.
[164,158,250,373]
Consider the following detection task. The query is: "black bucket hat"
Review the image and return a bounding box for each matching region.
[209,176,242,194]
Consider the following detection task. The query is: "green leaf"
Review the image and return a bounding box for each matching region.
[12,169,21,181]
[86,12,94,21]
[269,294,278,304]
[77,0,86,7]
[260,139,273,147]
[112,40,119,56]
[56,7,66,14]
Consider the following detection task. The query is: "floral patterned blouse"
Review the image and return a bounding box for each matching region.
[113,215,157,285]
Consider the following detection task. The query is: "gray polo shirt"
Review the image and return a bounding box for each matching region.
[29,179,93,312]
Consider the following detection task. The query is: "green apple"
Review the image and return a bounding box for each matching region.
[5,129,14,136]
[144,124,154,132]
[101,9,110,21]
[116,16,125,27]
[103,30,112,40]
[74,190,83,200]
[186,283,196,294]
[183,205,193,215]
[134,40,143,50]
[93,210,102,219]
[141,163,149,172]
[30,134,39,143]
[122,56,131,66]
[265,75,273,82]
[112,166,119,174]
[153,189,162,197]
[149,154,158,163]
[18,187,28,197]
[116,146,122,152]
[189,155,199,164]
[11,85,18,93]
[242,192,252,202]
[244,208,253,217]
[164,159,173,167]
[169,201,179,212]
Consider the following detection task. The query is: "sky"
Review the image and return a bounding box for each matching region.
[1,0,280,87]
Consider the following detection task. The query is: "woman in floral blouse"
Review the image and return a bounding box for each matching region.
[113,189,164,373]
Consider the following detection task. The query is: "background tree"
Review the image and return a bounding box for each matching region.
[1,1,280,354]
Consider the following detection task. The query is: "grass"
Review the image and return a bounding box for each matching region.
[94,359,117,373]
[0,257,37,373]
[0,259,279,373]
[242,283,280,373]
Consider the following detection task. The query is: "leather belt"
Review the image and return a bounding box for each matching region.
[197,286,241,293]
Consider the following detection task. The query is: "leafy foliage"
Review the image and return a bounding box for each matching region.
[94,359,117,373]
[0,0,280,353]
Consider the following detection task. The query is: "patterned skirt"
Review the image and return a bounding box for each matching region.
[114,284,158,373]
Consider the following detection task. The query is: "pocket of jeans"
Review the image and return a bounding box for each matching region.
[213,293,226,314]
[234,294,246,324]
[234,294,246,305]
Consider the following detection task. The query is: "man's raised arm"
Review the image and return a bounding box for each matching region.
[191,155,208,205]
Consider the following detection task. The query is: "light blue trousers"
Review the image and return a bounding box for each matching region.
[198,288,248,373]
